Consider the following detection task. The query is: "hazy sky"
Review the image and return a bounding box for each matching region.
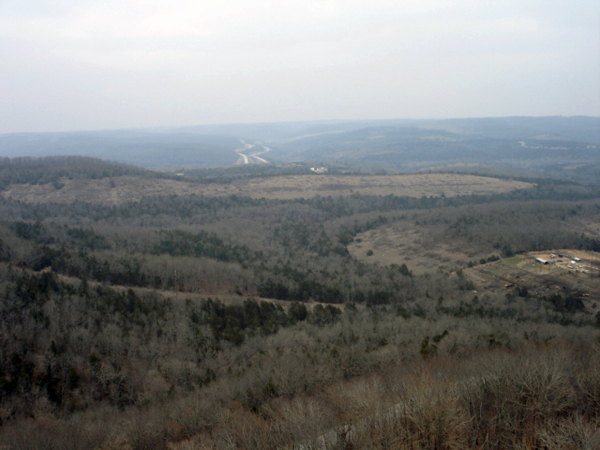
[1,0,599,133]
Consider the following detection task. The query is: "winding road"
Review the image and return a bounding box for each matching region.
[234,140,271,165]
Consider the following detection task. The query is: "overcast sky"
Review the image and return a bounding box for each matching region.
[1,0,599,133]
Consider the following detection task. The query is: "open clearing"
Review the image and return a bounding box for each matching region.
[1,173,533,204]
[465,250,600,303]
[505,250,600,275]
[349,220,600,304]
[350,223,600,302]
[348,219,489,275]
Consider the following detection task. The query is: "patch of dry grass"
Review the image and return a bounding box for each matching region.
[1,174,533,204]
[348,221,483,275]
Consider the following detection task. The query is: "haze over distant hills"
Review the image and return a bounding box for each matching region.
[1,116,598,180]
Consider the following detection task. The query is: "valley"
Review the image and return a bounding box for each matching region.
[0,133,599,449]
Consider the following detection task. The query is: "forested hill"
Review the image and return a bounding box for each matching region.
[0,156,160,189]
[263,117,600,182]
[0,131,242,168]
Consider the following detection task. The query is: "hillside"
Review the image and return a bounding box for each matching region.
[0,156,599,449]
[0,132,241,168]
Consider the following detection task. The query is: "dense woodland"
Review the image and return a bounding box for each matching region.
[0,157,600,449]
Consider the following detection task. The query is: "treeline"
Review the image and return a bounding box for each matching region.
[429,200,600,255]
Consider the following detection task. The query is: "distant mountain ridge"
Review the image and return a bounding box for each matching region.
[0,117,598,180]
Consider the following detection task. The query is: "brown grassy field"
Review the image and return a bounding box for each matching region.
[348,220,485,275]
[349,220,600,304]
[0,173,533,204]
